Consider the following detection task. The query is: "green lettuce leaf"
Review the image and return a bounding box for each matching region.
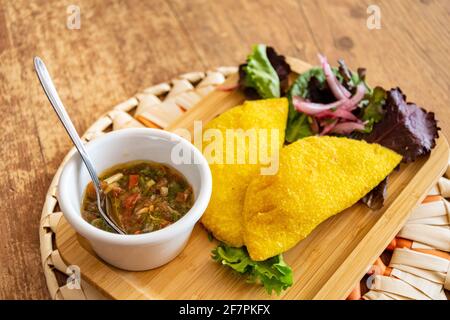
[212,243,293,295]
[285,68,325,142]
[243,44,281,99]
[361,86,386,132]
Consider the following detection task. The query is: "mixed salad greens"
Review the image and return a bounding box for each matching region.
[213,44,439,294]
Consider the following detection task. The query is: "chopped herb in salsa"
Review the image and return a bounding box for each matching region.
[82,161,194,234]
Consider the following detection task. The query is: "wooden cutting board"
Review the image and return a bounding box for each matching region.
[55,57,450,300]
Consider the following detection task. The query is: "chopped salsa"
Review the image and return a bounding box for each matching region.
[81,161,194,234]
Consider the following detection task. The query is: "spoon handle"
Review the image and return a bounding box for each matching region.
[34,57,103,189]
[34,57,124,234]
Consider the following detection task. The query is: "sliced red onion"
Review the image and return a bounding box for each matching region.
[293,96,345,115]
[319,119,338,136]
[330,121,366,135]
[315,108,358,121]
[338,83,351,99]
[318,54,350,100]
[341,83,366,111]
[217,83,239,92]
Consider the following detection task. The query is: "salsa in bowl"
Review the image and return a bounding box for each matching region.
[82,161,194,235]
[58,128,212,271]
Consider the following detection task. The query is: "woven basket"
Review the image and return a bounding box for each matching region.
[39,66,450,300]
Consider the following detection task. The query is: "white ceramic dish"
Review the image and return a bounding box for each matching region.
[58,128,212,271]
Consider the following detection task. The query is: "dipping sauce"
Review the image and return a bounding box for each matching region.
[81,161,194,234]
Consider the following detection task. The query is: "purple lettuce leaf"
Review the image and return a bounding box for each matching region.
[365,88,440,163]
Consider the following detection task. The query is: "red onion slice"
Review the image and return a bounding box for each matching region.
[330,121,366,135]
[318,54,351,100]
[293,96,345,115]
[341,83,366,111]
[315,108,358,121]
[319,119,338,136]
[217,83,239,92]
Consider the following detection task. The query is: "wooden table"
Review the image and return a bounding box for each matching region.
[0,0,448,300]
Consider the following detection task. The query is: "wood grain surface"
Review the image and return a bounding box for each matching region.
[0,0,448,299]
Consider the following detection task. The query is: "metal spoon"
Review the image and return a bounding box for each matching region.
[34,57,125,235]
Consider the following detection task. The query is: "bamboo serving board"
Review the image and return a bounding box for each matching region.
[55,58,450,300]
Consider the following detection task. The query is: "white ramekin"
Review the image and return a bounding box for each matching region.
[58,128,212,271]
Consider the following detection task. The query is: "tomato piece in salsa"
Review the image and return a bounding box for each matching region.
[81,161,194,234]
